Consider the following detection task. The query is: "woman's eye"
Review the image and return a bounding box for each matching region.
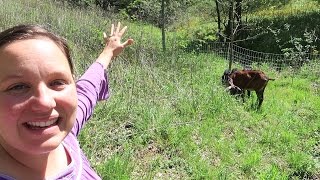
[50,80,67,90]
[7,84,30,93]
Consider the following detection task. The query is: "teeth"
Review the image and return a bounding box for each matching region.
[27,119,58,127]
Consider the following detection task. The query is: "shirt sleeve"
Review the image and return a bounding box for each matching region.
[72,62,110,136]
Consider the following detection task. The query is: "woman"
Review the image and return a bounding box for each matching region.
[0,22,133,179]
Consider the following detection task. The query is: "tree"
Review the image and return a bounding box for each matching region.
[227,0,235,70]
[161,0,166,51]
[95,0,134,10]
[215,0,223,42]
[215,0,265,70]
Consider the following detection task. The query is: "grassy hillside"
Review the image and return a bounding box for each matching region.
[169,0,320,54]
[244,0,320,53]
[1,0,319,179]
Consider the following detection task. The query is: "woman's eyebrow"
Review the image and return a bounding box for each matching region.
[0,74,24,82]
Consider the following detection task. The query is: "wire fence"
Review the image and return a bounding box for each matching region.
[182,41,320,72]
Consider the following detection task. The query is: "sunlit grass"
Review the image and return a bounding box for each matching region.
[249,0,320,20]
[1,0,319,179]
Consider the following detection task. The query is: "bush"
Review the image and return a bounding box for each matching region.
[244,10,320,54]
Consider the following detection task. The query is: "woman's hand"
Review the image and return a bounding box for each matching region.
[97,22,134,68]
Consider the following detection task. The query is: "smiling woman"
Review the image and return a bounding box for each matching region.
[0,23,133,179]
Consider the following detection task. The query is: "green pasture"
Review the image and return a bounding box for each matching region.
[1,0,319,179]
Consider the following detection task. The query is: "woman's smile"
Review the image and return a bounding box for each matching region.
[25,117,60,129]
[0,38,78,154]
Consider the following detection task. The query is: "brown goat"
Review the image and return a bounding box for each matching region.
[222,69,275,108]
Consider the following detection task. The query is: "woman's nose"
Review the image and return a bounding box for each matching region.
[31,84,56,112]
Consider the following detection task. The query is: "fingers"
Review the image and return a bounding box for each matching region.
[104,22,133,46]
[108,22,127,37]
[119,26,127,36]
[122,39,134,47]
[115,22,121,34]
[109,24,114,36]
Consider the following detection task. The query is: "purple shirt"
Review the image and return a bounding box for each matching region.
[0,62,108,179]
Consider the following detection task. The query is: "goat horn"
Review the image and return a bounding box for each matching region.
[235,86,242,91]
[225,86,232,91]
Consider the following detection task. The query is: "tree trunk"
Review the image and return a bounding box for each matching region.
[228,0,235,70]
[161,0,166,52]
[215,0,223,42]
[235,0,242,25]
[235,0,243,40]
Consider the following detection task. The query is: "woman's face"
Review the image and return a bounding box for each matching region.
[0,38,77,155]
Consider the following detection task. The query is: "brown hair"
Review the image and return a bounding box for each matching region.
[0,24,74,74]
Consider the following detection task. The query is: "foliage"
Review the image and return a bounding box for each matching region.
[1,0,320,179]
[97,0,135,10]
[54,0,135,10]
[50,0,320,55]
[281,29,318,67]
[244,9,320,54]
[244,0,290,12]
[53,0,197,27]
[53,0,95,7]
[183,22,218,52]
[125,0,196,27]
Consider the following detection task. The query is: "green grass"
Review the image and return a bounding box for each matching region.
[1,0,319,179]
[249,0,320,20]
